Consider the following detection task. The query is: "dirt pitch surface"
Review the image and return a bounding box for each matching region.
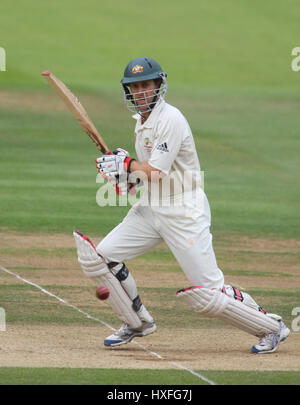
[0,231,299,372]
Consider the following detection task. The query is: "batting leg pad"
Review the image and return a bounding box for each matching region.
[176,286,280,337]
[73,230,142,329]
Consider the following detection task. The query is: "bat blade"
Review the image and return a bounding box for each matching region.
[42,70,110,154]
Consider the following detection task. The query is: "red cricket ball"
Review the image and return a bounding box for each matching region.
[96,286,110,300]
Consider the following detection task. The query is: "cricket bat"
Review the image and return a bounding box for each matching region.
[42,70,124,195]
[42,70,110,154]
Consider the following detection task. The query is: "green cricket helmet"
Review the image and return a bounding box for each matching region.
[121,57,168,113]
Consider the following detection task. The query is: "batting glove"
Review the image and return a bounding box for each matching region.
[96,148,137,196]
[96,150,135,176]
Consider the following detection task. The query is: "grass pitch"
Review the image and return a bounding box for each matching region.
[0,367,299,385]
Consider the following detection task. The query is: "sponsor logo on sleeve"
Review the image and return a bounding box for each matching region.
[157,142,169,152]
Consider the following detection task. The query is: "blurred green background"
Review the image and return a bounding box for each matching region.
[0,0,299,238]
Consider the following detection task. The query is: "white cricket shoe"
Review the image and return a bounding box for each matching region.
[251,320,290,354]
[104,321,157,347]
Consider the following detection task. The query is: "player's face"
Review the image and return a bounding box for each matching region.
[129,80,159,112]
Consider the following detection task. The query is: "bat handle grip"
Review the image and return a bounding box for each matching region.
[115,184,122,196]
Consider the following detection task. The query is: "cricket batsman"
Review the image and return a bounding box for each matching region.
[73,57,290,354]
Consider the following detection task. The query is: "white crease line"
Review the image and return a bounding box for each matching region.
[0,265,216,385]
[0,266,115,332]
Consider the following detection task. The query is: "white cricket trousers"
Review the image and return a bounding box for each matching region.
[96,191,224,289]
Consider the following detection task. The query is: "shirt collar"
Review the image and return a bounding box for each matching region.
[132,99,165,129]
